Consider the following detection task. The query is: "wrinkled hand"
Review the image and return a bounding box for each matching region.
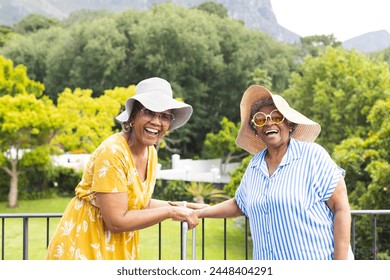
[170,206,199,230]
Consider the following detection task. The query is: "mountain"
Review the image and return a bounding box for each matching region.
[342,30,390,53]
[0,0,301,44]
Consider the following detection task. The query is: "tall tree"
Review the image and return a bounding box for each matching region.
[0,94,60,208]
[54,85,133,153]
[202,117,245,175]
[13,14,59,35]
[0,56,61,207]
[332,98,390,259]
[283,47,390,152]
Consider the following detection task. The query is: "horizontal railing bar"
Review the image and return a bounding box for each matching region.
[350,210,390,215]
[0,213,63,218]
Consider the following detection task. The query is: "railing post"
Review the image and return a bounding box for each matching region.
[201,218,205,260]
[23,217,28,260]
[352,215,356,254]
[373,214,377,260]
[1,218,4,260]
[158,222,162,260]
[223,218,227,260]
[245,216,249,260]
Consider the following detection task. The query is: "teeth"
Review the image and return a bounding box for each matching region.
[145,127,159,134]
[265,130,278,135]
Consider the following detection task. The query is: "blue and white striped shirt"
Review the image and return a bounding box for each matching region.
[235,138,345,260]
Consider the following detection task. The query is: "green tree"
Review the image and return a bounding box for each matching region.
[223,154,252,198]
[44,16,128,98]
[0,25,16,48]
[13,14,59,34]
[284,47,390,152]
[0,94,61,208]
[0,55,44,97]
[202,117,246,175]
[54,85,133,153]
[195,1,228,18]
[301,34,341,57]
[333,98,390,259]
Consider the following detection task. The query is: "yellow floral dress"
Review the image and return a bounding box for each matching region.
[45,133,157,260]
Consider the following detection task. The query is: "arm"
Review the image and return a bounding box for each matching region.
[326,177,351,260]
[96,193,199,233]
[196,198,243,219]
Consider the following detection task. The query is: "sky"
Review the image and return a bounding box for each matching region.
[271,0,390,41]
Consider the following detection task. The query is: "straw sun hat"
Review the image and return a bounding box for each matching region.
[116,77,193,131]
[236,85,321,155]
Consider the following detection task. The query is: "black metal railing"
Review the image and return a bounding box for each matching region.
[1,210,389,260]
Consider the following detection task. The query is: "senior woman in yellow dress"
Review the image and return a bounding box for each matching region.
[46,77,202,260]
[196,85,353,260]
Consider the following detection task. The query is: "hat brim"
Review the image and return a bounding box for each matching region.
[115,92,193,131]
[236,85,321,154]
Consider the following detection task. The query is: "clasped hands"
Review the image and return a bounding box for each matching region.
[168,201,209,230]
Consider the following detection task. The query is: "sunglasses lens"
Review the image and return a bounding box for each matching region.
[252,110,285,127]
[253,112,266,126]
[271,111,284,124]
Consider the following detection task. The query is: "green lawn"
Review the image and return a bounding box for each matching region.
[0,198,252,260]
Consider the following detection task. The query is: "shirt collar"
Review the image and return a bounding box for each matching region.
[250,138,303,170]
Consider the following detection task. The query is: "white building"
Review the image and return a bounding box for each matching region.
[157,154,240,184]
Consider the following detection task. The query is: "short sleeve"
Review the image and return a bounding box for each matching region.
[311,143,345,201]
[234,160,254,217]
[91,143,129,193]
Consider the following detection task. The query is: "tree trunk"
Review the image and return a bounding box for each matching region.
[7,159,19,208]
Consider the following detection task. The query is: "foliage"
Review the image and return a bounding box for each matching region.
[0,3,299,157]
[0,55,62,207]
[49,167,83,197]
[224,155,252,197]
[0,25,16,48]
[153,180,191,202]
[202,117,245,174]
[53,86,131,153]
[0,55,44,97]
[12,14,59,34]
[184,181,229,204]
[194,1,228,18]
[300,34,341,57]
[284,46,390,153]
[333,98,390,259]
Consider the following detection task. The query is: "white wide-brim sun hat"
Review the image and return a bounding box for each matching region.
[236,85,321,155]
[116,77,193,131]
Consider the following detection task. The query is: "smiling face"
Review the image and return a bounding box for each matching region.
[252,104,292,151]
[127,105,172,148]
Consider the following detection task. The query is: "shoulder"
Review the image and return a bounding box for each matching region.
[296,139,329,156]
[93,134,128,159]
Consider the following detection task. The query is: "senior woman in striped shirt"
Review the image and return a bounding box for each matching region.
[196,85,353,260]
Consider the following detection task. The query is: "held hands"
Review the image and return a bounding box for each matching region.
[168,201,209,230]
[169,204,199,230]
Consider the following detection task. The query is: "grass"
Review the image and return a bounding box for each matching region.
[0,197,252,260]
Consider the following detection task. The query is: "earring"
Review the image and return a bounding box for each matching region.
[123,123,131,132]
